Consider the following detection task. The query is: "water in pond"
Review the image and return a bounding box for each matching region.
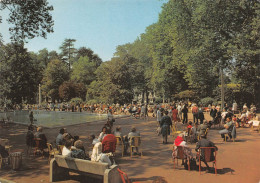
[0,110,114,128]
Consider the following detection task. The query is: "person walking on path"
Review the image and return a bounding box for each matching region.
[182,104,188,124]
[157,108,162,126]
[192,104,199,124]
[160,110,172,144]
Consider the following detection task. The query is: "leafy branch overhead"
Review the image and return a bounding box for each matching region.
[0,0,54,42]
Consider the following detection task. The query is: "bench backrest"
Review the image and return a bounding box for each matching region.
[54,155,109,175]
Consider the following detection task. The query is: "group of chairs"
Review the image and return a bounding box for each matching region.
[172,146,217,175]
[27,138,64,163]
[115,136,143,158]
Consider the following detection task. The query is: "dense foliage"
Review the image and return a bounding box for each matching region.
[0,0,259,107]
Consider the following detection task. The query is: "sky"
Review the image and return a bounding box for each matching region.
[0,0,167,61]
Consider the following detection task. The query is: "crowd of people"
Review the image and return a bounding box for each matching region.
[1,101,258,177]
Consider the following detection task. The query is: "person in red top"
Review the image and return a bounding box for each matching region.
[192,104,199,124]
[187,121,193,130]
[172,106,178,123]
[101,132,116,153]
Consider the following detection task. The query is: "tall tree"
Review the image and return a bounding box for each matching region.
[41,59,70,102]
[59,38,76,69]
[0,0,54,42]
[0,43,42,104]
[71,56,97,85]
[76,47,102,67]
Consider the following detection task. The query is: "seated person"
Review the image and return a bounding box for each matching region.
[26,125,35,148]
[91,142,112,166]
[173,133,192,165]
[62,139,73,157]
[191,123,199,142]
[127,127,141,154]
[248,114,260,127]
[197,120,208,138]
[114,126,124,140]
[104,121,112,134]
[233,115,240,128]
[34,127,47,149]
[238,110,247,127]
[71,140,87,159]
[219,117,233,141]
[89,134,99,147]
[195,134,218,173]
[98,127,107,142]
[0,144,9,158]
[56,128,65,146]
[102,131,116,153]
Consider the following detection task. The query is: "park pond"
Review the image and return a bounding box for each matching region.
[0,110,123,128]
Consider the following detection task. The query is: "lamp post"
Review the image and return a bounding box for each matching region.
[39,84,41,108]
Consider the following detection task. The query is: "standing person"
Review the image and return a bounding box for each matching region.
[160,111,172,144]
[192,104,199,124]
[210,106,217,121]
[172,107,178,123]
[157,108,162,125]
[182,104,188,124]
[232,101,237,114]
[144,104,148,119]
[177,103,182,121]
[198,106,205,124]
[29,111,34,125]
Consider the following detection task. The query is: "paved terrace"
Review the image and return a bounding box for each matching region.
[0,113,259,183]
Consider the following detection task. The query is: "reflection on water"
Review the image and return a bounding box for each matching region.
[0,110,110,127]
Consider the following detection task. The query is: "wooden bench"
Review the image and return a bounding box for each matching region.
[50,155,121,183]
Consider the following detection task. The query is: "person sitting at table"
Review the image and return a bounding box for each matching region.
[219,117,233,141]
[62,139,73,157]
[195,134,218,173]
[71,140,87,159]
[34,127,47,149]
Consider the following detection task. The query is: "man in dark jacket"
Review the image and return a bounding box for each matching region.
[195,135,218,173]
[160,110,172,144]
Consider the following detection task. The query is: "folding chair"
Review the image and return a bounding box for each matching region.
[115,136,124,157]
[172,145,190,171]
[198,147,217,175]
[58,145,64,154]
[34,138,44,157]
[224,125,236,142]
[171,125,182,139]
[129,136,142,157]
[46,143,59,163]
